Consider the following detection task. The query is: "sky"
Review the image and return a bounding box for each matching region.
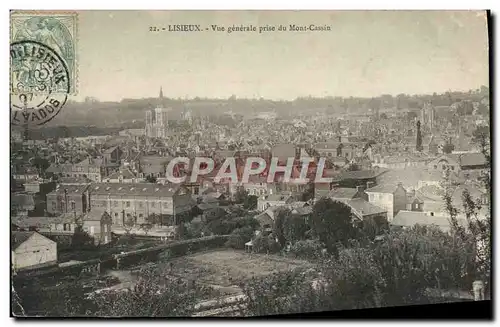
[74,10,489,101]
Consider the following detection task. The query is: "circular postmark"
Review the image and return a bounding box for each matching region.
[10,40,70,126]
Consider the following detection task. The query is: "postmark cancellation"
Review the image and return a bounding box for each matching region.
[10,11,78,95]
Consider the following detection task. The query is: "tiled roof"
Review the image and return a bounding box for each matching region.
[328,188,358,200]
[459,153,487,167]
[392,211,466,231]
[333,168,388,181]
[366,184,398,194]
[343,198,387,217]
[107,168,137,180]
[90,183,180,197]
[49,185,90,195]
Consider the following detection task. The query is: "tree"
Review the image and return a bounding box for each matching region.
[310,198,359,254]
[71,225,95,248]
[123,216,135,234]
[234,188,249,204]
[140,223,153,235]
[91,267,213,317]
[243,195,258,210]
[273,208,291,248]
[225,226,255,249]
[283,215,309,244]
[442,141,455,154]
[416,120,423,152]
[380,113,388,120]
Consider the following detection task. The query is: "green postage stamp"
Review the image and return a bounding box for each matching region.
[10,11,78,95]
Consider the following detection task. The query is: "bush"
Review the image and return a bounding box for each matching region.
[288,239,324,260]
[225,226,255,249]
[252,234,280,254]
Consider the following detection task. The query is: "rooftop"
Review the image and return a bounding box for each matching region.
[343,198,387,217]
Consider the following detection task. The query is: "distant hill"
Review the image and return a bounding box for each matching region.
[42,87,489,128]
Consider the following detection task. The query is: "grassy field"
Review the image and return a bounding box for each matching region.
[163,249,313,292]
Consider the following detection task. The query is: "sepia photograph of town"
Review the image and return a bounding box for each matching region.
[10,10,491,318]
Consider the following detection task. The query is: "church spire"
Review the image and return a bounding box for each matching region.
[159,86,163,100]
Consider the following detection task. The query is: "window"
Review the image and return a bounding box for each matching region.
[451,166,455,171]
[126,201,130,207]
[114,212,118,217]
[71,201,76,210]
[114,201,118,207]
[139,214,143,218]
[151,201,156,208]
[163,202,169,208]
[51,202,56,211]
[434,165,437,169]
[139,202,143,208]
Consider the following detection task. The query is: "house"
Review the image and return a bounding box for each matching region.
[102,146,124,165]
[253,206,281,231]
[11,231,57,272]
[332,168,388,188]
[366,182,407,221]
[46,184,90,216]
[257,193,294,212]
[406,191,424,212]
[328,186,368,201]
[104,167,141,183]
[11,193,35,216]
[341,198,388,233]
[89,183,195,227]
[82,210,113,245]
[427,155,461,172]
[391,210,466,233]
[138,155,172,179]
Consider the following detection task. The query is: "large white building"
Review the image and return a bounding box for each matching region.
[145,87,171,138]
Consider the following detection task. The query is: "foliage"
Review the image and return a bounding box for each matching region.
[310,198,360,254]
[234,188,249,204]
[287,239,323,260]
[139,223,153,235]
[251,234,280,254]
[371,226,474,305]
[273,208,291,248]
[442,142,455,154]
[205,215,259,236]
[71,226,95,249]
[225,226,255,249]
[91,267,213,317]
[123,216,135,234]
[243,195,258,210]
[239,270,316,316]
[183,221,204,239]
[283,215,309,244]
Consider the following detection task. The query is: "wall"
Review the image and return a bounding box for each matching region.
[367,192,395,221]
[13,233,57,271]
